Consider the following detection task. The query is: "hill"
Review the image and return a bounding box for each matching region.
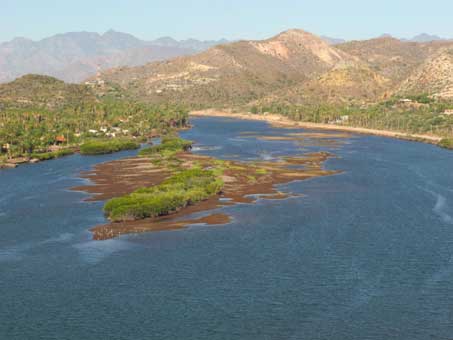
[95,29,355,106]
[335,37,436,83]
[0,74,98,109]
[0,30,226,84]
[90,29,453,109]
[398,48,453,98]
[255,62,391,106]
[407,33,447,43]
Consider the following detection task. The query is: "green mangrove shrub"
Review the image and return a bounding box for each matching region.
[80,139,140,155]
[30,148,75,161]
[139,136,193,157]
[439,138,453,150]
[104,168,224,222]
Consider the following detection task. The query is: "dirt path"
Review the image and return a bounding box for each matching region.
[190,109,442,144]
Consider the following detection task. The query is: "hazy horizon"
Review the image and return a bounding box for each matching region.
[2,0,451,43]
[1,28,450,45]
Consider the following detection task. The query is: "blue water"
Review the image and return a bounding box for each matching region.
[1,117,453,339]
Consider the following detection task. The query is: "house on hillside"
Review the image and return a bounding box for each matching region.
[396,98,426,110]
[55,135,66,145]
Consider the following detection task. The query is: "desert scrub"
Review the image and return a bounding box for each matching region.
[104,168,224,221]
[80,139,140,155]
[139,136,192,157]
[31,148,75,161]
[439,138,453,149]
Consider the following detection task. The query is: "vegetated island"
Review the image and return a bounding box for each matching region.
[73,135,340,240]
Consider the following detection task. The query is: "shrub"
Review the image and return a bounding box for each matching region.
[139,136,192,156]
[104,168,224,222]
[31,148,75,161]
[80,139,140,155]
[439,138,453,150]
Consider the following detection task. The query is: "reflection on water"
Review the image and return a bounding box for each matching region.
[74,239,138,265]
[1,117,453,339]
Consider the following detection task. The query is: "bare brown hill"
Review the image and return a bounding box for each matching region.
[94,30,453,108]
[336,37,450,83]
[255,62,391,106]
[398,48,453,98]
[94,29,355,106]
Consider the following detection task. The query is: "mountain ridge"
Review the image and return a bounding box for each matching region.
[91,29,361,106]
[0,30,228,84]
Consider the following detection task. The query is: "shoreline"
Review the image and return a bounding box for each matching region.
[190,109,443,145]
[0,126,193,170]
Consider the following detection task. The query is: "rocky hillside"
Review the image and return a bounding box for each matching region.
[336,37,430,83]
[94,29,453,107]
[95,29,358,106]
[398,48,453,98]
[0,30,226,84]
[256,62,391,106]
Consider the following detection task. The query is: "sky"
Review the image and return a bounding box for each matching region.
[1,0,452,42]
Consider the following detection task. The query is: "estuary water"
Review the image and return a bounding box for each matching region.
[1,116,453,339]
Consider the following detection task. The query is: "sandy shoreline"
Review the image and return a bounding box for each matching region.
[190,109,442,144]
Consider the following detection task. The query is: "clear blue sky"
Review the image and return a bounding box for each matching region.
[1,0,452,42]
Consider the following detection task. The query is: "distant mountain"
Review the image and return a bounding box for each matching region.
[407,33,446,43]
[0,30,227,83]
[150,36,230,51]
[321,36,346,45]
[377,33,447,43]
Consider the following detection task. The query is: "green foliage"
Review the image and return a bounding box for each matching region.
[0,99,189,159]
[250,96,453,138]
[406,94,435,105]
[80,139,140,155]
[104,168,224,221]
[0,75,97,110]
[0,75,190,160]
[139,136,193,157]
[30,148,75,161]
[439,138,453,149]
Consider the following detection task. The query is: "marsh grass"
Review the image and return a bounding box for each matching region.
[439,138,453,149]
[80,139,140,155]
[139,136,193,157]
[104,168,224,221]
[31,148,75,161]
